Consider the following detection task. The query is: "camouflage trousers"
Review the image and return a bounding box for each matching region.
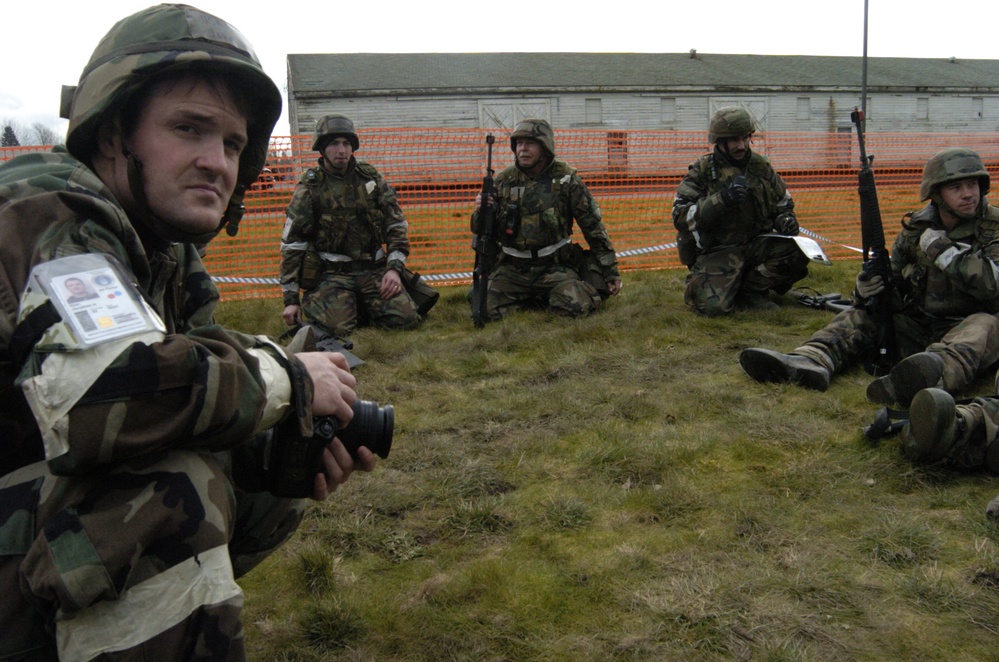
[485,258,602,320]
[684,235,809,316]
[302,268,421,337]
[0,448,306,661]
[794,309,999,394]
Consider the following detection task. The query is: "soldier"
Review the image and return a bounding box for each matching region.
[471,118,621,320]
[0,5,375,659]
[672,106,809,315]
[740,148,999,409]
[279,114,427,339]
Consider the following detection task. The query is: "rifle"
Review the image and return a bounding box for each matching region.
[471,134,498,328]
[850,107,898,376]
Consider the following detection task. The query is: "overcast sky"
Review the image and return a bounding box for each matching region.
[4,0,997,137]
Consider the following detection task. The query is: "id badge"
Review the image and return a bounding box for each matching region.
[25,254,166,350]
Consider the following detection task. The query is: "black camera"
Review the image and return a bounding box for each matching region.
[267,399,394,498]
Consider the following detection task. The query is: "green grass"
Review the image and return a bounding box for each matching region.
[216,262,999,661]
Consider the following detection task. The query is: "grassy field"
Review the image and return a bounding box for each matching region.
[216,261,999,661]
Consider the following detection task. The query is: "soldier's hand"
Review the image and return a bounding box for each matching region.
[312,439,376,501]
[380,269,404,299]
[856,271,885,300]
[918,229,955,265]
[720,179,749,207]
[295,351,356,422]
[607,278,623,296]
[475,191,495,207]
[774,213,799,236]
[283,304,301,327]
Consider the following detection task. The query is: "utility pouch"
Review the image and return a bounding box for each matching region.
[567,243,611,300]
[399,265,440,315]
[677,232,698,267]
[298,250,323,291]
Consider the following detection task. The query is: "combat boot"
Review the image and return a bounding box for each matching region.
[866,351,944,408]
[736,292,779,312]
[900,388,964,464]
[739,348,831,391]
[986,493,999,521]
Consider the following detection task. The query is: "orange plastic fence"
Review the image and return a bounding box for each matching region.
[5,129,999,301]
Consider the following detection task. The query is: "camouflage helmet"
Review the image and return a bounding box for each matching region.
[312,114,360,152]
[708,106,756,143]
[60,4,282,240]
[510,119,555,158]
[919,147,991,201]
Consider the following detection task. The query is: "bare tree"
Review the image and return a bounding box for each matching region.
[0,117,63,147]
[31,122,63,146]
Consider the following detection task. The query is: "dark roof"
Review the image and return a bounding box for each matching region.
[288,52,999,98]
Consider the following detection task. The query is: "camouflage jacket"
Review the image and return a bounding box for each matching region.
[0,147,305,478]
[672,147,796,252]
[279,157,410,306]
[471,158,619,278]
[889,201,999,318]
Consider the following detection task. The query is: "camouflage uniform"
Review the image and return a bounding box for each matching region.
[0,6,312,660]
[470,120,619,320]
[789,164,999,401]
[279,121,421,337]
[792,201,999,383]
[672,108,808,315]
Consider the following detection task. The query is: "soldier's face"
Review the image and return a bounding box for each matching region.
[105,75,248,234]
[515,138,545,172]
[323,137,354,173]
[938,178,980,224]
[718,133,752,161]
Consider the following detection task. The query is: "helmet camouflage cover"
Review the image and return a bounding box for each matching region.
[708,106,756,143]
[510,119,555,158]
[312,114,360,152]
[60,3,282,238]
[919,147,991,201]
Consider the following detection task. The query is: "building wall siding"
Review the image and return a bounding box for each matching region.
[292,89,999,136]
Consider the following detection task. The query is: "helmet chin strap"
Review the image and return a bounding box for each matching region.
[121,143,231,244]
[932,192,980,223]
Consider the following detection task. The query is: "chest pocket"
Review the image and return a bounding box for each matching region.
[511,176,569,250]
[309,174,383,256]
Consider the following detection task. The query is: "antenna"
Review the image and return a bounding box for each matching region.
[861,0,869,122]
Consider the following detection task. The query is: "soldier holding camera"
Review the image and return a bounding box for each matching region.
[0,5,378,659]
[672,106,809,315]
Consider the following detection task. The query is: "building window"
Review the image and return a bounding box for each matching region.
[917,98,929,120]
[796,97,810,121]
[585,98,602,124]
[974,97,984,119]
[660,97,676,123]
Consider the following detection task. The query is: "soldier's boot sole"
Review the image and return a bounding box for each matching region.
[866,352,945,408]
[901,388,957,463]
[986,493,999,521]
[739,348,831,391]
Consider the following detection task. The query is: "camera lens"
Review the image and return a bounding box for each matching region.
[337,400,394,459]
